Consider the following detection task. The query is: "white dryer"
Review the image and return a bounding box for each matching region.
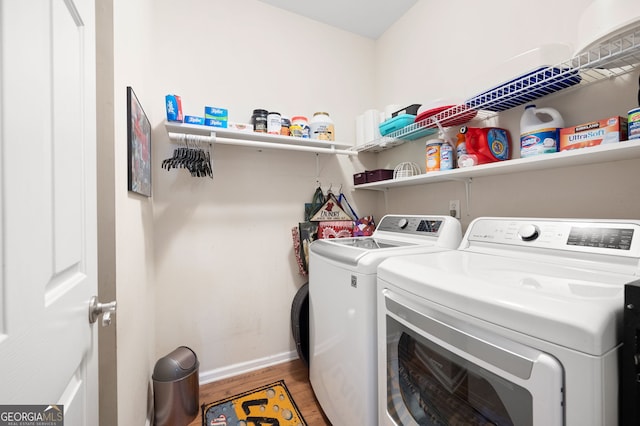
[309,214,462,426]
[377,217,640,426]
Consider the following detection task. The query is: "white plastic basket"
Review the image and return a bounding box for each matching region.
[394,162,421,179]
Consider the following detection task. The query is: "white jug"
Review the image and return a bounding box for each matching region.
[520,104,564,158]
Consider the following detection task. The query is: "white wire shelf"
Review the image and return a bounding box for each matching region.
[354,23,640,153]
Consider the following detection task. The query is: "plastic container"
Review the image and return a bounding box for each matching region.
[353,171,367,185]
[465,67,581,112]
[267,111,282,134]
[392,104,421,117]
[379,114,416,136]
[458,154,479,168]
[310,112,335,141]
[440,140,454,170]
[366,169,394,182]
[426,139,443,172]
[290,116,310,138]
[251,109,268,133]
[280,117,291,136]
[520,104,564,158]
[152,346,199,426]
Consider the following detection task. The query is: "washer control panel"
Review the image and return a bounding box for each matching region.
[467,218,640,256]
[377,215,444,236]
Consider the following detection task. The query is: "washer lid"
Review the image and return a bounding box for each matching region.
[310,237,418,266]
[319,236,412,249]
[378,250,634,356]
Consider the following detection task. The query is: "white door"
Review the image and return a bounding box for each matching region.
[0,0,100,424]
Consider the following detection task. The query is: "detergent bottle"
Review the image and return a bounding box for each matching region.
[459,126,511,166]
[520,104,564,158]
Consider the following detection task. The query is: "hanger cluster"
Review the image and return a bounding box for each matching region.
[162,136,213,178]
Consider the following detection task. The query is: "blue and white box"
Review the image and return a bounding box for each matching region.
[184,115,205,126]
[165,94,183,122]
[204,106,228,128]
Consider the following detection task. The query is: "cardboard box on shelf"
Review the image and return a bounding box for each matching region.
[165,94,183,122]
[204,106,228,128]
[184,115,205,126]
[559,116,628,151]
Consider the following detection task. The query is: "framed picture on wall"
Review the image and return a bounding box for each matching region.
[127,86,152,197]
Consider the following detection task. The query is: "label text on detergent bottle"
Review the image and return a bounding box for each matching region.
[488,129,509,160]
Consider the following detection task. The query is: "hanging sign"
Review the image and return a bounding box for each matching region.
[310,193,353,222]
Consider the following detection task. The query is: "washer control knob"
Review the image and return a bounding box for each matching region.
[518,224,539,241]
[398,218,408,229]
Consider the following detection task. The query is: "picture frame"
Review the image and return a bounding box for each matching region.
[127,86,152,197]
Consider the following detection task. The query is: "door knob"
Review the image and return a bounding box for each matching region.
[89,296,117,327]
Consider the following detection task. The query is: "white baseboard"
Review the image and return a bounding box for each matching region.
[199,350,298,385]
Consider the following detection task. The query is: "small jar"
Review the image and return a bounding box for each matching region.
[251,109,268,133]
[280,117,291,136]
[310,112,335,141]
[290,116,310,139]
[267,111,282,134]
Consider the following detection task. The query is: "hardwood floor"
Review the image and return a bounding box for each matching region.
[190,358,331,426]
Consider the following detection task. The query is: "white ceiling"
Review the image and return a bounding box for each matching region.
[256,0,418,39]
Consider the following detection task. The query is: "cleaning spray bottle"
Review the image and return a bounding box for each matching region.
[455,129,467,167]
[520,104,564,158]
[440,130,455,171]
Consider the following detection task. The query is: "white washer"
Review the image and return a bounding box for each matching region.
[309,214,462,426]
[377,217,640,426]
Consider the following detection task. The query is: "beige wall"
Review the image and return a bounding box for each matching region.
[373,0,640,229]
[96,0,118,424]
[148,0,378,381]
[110,0,157,424]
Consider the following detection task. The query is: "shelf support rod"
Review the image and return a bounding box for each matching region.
[465,178,472,216]
[383,189,389,212]
[167,132,357,156]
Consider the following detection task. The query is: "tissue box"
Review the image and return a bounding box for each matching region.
[184,115,205,125]
[204,106,228,128]
[559,116,628,151]
[165,94,183,122]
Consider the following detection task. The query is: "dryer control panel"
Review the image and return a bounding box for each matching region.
[466,217,640,257]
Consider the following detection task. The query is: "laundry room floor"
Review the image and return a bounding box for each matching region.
[189,358,331,426]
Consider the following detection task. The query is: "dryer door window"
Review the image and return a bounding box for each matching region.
[381,290,564,426]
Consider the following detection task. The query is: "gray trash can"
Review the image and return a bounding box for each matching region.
[153,346,199,426]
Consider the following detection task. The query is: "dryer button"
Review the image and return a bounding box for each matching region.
[518,224,540,241]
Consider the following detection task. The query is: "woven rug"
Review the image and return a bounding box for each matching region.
[202,380,306,426]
